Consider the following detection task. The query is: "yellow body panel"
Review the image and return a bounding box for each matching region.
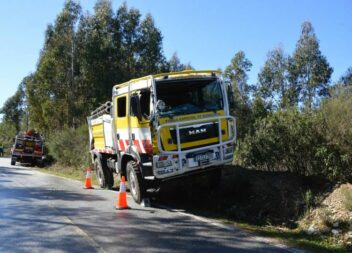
[92,123,105,149]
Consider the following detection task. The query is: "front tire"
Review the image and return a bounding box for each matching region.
[94,158,113,189]
[126,161,145,204]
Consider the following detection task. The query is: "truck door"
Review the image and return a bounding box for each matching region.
[114,95,129,152]
[130,90,152,154]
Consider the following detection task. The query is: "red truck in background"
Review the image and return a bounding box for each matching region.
[11,130,44,166]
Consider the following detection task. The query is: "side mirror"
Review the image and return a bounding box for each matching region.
[13,138,15,143]
[131,95,142,121]
[156,100,166,112]
[225,81,235,110]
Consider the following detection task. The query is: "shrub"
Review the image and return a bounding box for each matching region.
[0,121,16,155]
[318,208,333,228]
[318,94,352,181]
[47,125,90,169]
[303,190,314,210]
[236,107,351,181]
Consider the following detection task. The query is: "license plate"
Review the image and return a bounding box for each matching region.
[194,153,209,162]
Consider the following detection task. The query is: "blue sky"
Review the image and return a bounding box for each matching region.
[0,0,351,111]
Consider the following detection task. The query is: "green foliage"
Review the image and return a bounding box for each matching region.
[318,93,352,181]
[24,1,175,134]
[338,67,352,87]
[224,51,253,104]
[167,52,194,72]
[138,14,166,75]
[236,108,351,181]
[257,47,294,109]
[303,190,314,209]
[224,51,254,139]
[237,109,316,173]
[26,0,81,132]
[0,82,25,132]
[46,125,90,168]
[0,121,16,154]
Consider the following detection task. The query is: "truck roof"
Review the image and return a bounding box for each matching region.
[113,70,221,90]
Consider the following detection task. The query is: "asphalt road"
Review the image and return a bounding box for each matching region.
[0,157,304,253]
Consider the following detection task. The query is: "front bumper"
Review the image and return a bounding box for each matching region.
[152,145,233,179]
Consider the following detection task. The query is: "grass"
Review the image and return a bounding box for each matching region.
[37,164,99,186]
[340,187,352,211]
[37,163,121,188]
[231,222,349,253]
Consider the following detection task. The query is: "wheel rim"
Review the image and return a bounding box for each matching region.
[97,170,103,185]
[129,169,138,198]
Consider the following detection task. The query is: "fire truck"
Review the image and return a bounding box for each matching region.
[11,130,44,166]
[87,70,236,203]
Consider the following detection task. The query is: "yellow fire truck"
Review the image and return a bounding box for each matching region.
[87,70,236,203]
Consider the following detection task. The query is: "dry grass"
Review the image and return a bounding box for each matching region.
[340,186,352,211]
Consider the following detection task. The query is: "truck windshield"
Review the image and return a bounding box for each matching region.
[156,78,223,117]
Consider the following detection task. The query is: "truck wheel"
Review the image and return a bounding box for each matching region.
[126,161,145,204]
[11,157,16,166]
[94,158,114,189]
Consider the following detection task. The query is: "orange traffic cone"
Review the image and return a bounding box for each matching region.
[115,176,129,209]
[84,166,94,189]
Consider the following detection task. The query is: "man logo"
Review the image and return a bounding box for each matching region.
[188,128,207,136]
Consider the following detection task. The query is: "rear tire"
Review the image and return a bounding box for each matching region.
[126,161,145,204]
[36,159,44,168]
[11,156,16,166]
[94,157,113,189]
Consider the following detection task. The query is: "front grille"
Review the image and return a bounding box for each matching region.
[170,122,219,143]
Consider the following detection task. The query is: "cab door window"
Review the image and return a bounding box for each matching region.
[117,96,126,117]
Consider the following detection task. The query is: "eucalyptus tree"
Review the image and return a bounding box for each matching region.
[257,47,296,110]
[339,67,352,87]
[224,51,253,105]
[289,21,333,109]
[224,51,253,139]
[0,82,25,132]
[27,0,82,131]
[76,0,120,113]
[137,14,165,76]
[116,3,141,81]
[167,52,193,72]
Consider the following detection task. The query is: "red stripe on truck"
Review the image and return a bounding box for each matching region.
[119,140,125,151]
[142,140,153,155]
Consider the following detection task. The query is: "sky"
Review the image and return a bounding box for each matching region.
[0,0,351,111]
